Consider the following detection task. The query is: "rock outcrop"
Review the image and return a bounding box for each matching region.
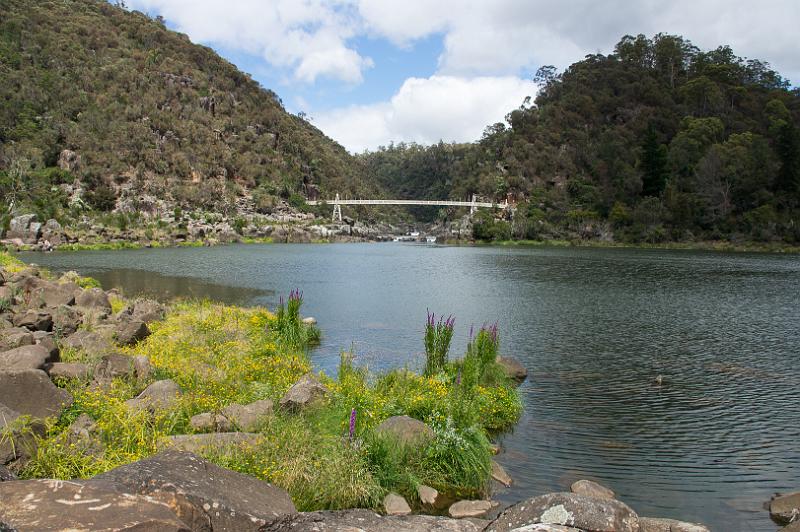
[0,479,192,531]
[94,451,296,531]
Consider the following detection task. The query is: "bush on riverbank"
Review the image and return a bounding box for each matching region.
[8,259,521,511]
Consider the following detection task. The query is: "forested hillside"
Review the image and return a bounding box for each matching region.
[362,34,800,244]
[0,0,374,224]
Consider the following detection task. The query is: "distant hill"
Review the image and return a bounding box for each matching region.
[361,34,800,243]
[0,0,376,223]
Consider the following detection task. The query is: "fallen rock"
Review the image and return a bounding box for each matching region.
[94,450,296,530]
[0,369,73,418]
[639,516,711,532]
[222,399,274,431]
[0,403,45,468]
[125,379,182,411]
[133,354,153,381]
[496,356,528,383]
[35,335,59,361]
[485,492,640,532]
[418,484,440,506]
[265,508,488,531]
[165,432,261,453]
[35,283,76,307]
[114,318,150,346]
[570,479,615,501]
[279,373,330,411]
[0,479,192,531]
[0,327,34,350]
[375,415,435,446]
[12,309,53,331]
[75,287,112,311]
[0,344,51,370]
[131,299,166,322]
[491,459,513,487]
[385,492,412,516]
[94,352,134,380]
[449,500,495,519]
[302,316,317,325]
[771,491,800,525]
[190,411,234,433]
[0,464,15,481]
[50,304,81,336]
[63,329,113,355]
[48,361,91,380]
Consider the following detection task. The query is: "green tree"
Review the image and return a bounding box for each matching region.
[640,126,669,197]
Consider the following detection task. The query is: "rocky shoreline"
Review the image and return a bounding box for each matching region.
[0,259,793,531]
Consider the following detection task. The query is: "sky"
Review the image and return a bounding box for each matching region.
[125,0,800,153]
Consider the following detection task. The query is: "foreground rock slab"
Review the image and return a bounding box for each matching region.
[486,492,640,532]
[0,369,72,418]
[0,479,191,531]
[265,508,488,532]
[94,451,296,531]
[639,516,711,531]
[0,344,51,371]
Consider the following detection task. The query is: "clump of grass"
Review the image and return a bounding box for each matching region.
[0,250,26,272]
[271,289,320,350]
[423,310,454,376]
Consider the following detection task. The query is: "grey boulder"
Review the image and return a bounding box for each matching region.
[222,399,274,431]
[279,373,330,411]
[125,379,182,411]
[75,287,112,311]
[94,450,296,531]
[0,369,72,419]
[570,479,615,501]
[48,361,91,380]
[496,356,528,383]
[0,344,52,371]
[486,492,640,532]
[770,491,800,525]
[375,415,435,446]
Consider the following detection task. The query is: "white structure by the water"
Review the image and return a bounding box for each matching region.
[308,193,509,221]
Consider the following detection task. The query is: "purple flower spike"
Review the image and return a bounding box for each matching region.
[456,367,462,385]
[469,324,474,340]
[349,408,357,440]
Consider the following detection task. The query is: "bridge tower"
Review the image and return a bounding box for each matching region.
[332,193,342,222]
[470,194,478,215]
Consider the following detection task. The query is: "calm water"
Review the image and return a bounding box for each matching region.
[21,243,800,531]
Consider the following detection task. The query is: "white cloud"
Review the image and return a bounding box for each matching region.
[126,0,372,84]
[315,75,534,152]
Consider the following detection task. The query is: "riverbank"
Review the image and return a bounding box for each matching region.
[460,237,800,254]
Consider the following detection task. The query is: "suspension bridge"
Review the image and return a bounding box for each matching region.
[307,194,510,221]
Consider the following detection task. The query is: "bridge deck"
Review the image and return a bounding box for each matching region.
[307,199,506,208]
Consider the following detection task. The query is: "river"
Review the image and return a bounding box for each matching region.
[20,243,800,531]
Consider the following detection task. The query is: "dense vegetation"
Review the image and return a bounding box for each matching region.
[0,0,378,227]
[362,34,800,244]
[1,251,521,509]
[2,1,798,246]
